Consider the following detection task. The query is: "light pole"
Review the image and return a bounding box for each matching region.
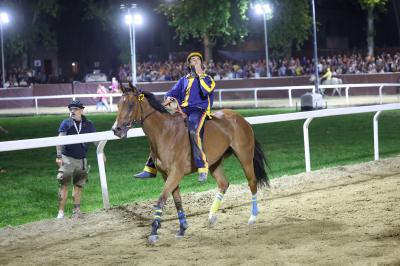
[121,4,142,85]
[311,0,320,94]
[255,2,273,78]
[0,12,9,88]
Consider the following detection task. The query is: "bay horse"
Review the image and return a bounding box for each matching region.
[112,83,269,244]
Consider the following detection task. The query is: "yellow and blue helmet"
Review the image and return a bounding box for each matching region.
[186,52,203,63]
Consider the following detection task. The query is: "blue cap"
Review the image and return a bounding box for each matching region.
[68,100,85,109]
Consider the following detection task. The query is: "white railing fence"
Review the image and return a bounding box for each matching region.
[217,83,400,108]
[1,83,399,115]
[1,103,400,209]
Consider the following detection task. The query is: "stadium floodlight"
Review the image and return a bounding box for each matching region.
[121,4,142,85]
[0,11,9,88]
[253,2,273,78]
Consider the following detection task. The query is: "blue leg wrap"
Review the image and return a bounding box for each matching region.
[151,206,163,236]
[178,210,187,225]
[176,210,188,237]
[251,194,258,216]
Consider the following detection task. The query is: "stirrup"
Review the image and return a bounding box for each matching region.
[134,171,156,179]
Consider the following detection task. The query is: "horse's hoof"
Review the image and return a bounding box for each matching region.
[175,231,185,238]
[208,214,217,225]
[176,226,187,238]
[248,215,257,225]
[148,234,159,244]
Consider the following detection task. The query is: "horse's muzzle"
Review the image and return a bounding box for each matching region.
[112,126,128,139]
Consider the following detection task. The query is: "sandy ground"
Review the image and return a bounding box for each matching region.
[0,157,399,266]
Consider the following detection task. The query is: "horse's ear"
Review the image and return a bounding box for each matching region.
[119,82,126,94]
[128,82,138,93]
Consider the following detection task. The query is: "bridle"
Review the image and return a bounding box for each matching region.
[122,91,158,128]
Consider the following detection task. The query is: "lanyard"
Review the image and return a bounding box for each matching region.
[73,120,82,134]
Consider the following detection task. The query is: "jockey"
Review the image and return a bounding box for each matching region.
[321,67,332,83]
[134,52,216,183]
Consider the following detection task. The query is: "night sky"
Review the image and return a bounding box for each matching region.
[2,0,399,79]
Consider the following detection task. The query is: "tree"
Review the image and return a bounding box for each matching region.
[392,0,400,44]
[81,0,133,64]
[357,0,388,56]
[265,0,312,58]
[1,0,60,68]
[157,0,249,62]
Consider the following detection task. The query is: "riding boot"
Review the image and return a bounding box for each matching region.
[134,157,157,178]
[134,171,156,178]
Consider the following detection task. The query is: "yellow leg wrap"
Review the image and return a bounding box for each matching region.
[210,192,224,214]
[154,208,162,220]
[144,166,157,174]
[198,167,208,173]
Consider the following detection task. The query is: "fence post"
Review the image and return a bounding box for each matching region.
[96,140,110,209]
[373,111,382,160]
[378,85,384,104]
[109,95,113,112]
[218,90,222,108]
[303,117,314,172]
[345,86,350,105]
[34,97,39,115]
[288,88,293,107]
[254,88,258,108]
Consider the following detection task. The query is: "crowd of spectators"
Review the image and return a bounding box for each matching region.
[1,67,55,88]
[117,52,400,82]
[3,52,400,87]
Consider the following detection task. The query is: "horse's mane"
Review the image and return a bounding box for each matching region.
[142,91,169,114]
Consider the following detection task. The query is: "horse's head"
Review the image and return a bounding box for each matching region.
[112,82,143,138]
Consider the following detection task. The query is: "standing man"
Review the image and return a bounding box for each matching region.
[56,100,97,219]
[134,52,216,183]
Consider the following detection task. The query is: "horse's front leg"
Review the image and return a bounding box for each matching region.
[171,186,188,237]
[149,171,184,244]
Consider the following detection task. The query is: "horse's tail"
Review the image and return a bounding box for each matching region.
[253,138,270,188]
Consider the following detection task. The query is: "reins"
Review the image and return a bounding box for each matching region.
[122,89,186,128]
[139,102,158,124]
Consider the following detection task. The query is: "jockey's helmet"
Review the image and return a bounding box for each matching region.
[186,52,203,63]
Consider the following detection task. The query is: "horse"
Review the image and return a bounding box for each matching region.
[112,83,269,244]
[309,74,343,96]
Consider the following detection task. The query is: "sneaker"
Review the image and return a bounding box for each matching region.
[56,210,64,219]
[134,171,156,179]
[198,172,208,183]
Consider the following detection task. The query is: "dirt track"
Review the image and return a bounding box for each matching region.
[1,157,399,266]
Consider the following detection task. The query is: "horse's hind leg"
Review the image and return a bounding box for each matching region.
[171,186,189,237]
[241,160,260,225]
[233,144,260,225]
[208,159,230,225]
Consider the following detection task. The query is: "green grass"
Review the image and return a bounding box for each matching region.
[0,108,399,227]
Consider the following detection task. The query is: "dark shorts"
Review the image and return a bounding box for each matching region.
[57,155,88,187]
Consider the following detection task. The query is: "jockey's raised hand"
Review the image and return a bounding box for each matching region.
[193,59,204,76]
